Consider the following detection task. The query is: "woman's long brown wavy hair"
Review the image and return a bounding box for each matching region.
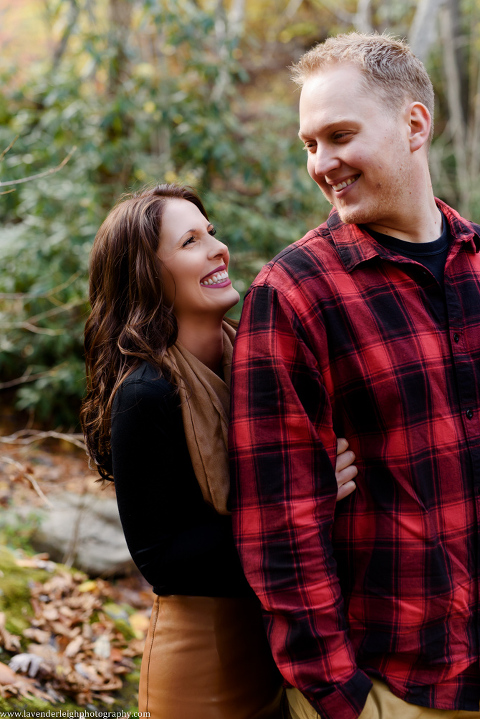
[80,184,209,479]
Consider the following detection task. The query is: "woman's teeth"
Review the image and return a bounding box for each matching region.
[333,175,359,191]
[200,270,229,286]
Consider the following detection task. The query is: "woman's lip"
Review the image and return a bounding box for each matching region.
[201,278,232,289]
[200,264,227,282]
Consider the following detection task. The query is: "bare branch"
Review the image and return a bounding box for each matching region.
[0,298,85,335]
[0,271,82,301]
[8,322,64,336]
[0,363,68,390]
[0,429,86,452]
[0,147,77,188]
[0,135,19,162]
[19,299,84,324]
[0,455,54,507]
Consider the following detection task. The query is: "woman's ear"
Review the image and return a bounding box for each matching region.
[407,102,431,152]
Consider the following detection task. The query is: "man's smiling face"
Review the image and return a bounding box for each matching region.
[299,63,415,233]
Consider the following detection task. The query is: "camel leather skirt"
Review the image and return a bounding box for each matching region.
[138,594,286,719]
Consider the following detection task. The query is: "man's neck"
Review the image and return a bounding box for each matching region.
[364,192,442,244]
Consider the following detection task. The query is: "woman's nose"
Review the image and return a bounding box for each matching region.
[208,238,228,259]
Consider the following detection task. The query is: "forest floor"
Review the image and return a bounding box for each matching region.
[0,421,153,713]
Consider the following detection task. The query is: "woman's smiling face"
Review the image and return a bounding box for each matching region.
[157,198,240,323]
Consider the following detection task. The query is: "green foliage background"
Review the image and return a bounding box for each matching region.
[0,0,327,426]
[0,0,478,426]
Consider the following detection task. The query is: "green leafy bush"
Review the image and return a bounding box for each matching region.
[0,0,325,426]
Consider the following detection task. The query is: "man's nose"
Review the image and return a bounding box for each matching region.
[312,146,341,178]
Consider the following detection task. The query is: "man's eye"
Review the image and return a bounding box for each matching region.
[303,143,316,152]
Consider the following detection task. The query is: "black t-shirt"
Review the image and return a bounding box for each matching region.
[365,214,451,288]
[111,361,252,597]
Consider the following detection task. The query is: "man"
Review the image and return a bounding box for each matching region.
[229,32,480,719]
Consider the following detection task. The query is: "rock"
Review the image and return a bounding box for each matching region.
[17,492,135,577]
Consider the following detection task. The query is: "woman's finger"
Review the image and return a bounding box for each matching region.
[336,464,358,486]
[336,480,357,501]
[335,437,358,502]
[336,449,356,473]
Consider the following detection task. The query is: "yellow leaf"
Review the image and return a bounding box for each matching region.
[129,612,150,638]
[143,101,155,114]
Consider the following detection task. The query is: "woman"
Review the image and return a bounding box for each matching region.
[81,184,357,718]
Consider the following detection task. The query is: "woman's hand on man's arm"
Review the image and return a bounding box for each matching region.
[335,438,357,501]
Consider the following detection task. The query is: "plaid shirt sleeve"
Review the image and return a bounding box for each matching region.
[229,281,372,719]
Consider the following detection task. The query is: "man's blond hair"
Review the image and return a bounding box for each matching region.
[291,32,434,140]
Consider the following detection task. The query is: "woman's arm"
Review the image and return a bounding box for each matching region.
[111,370,245,596]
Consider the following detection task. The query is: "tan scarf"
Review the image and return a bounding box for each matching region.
[164,321,236,515]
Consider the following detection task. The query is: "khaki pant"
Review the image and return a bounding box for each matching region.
[287,677,480,719]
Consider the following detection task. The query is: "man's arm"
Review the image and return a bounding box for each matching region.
[229,284,371,719]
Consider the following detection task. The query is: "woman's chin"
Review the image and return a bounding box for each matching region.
[216,287,240,314]
[229,290,241,309]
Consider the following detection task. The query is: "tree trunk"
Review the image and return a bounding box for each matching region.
[96,0,134,192]
[354,0,373,33]
[108,0,133,97]
[408,0,446,63]
[212,0,246,103]
[229,0,246,38]
[439,0,470,215]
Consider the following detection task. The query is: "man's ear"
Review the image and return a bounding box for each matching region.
[407,102,431,152]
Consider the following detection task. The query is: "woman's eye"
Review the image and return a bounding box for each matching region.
[209,227,216,237]
[182,236,195,247]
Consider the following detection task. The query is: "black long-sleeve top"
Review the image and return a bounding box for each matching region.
[111,361,251,597]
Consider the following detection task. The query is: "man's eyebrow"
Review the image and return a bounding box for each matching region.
[298,119,358,140]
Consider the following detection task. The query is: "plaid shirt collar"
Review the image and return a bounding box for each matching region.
[327,197,480,274]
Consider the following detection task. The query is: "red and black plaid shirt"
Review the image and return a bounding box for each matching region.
[229,200,480,719]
